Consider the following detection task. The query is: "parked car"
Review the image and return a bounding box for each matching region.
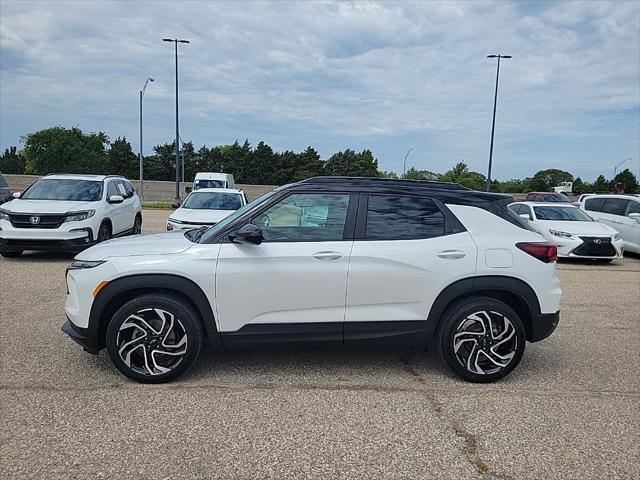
[63,177,561,384]
[526,192,571,202]
[0,174,142,257]
[508,202,623,261]
[0,173,12,204]
[192,172,235,190]
[580,194,640,254]
[167,188,248,231]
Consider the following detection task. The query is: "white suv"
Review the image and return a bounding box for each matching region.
[579,194,640,254]
[62,177,562,383]
[0,174,142,257]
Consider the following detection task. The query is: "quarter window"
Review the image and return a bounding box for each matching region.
[251,193,350,242]
[365,195,445,240]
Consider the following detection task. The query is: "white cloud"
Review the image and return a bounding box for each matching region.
[0,0,638,179]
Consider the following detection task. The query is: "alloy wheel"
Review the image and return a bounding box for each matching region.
[452,310,517,375]
[117,308,188,376]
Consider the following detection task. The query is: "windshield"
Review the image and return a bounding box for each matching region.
[194,179,225,190]
[21,179,103,201]
[534,206,593,221]
[182,192,242,210]
[0,175,8,188]
[193,189,278,243]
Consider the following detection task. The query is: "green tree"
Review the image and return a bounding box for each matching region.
[22,127,108,175]
[593,175,609,192]
[528,168,573,191]
[402,167,439,181]
[324,149,379,177]
[106,137,137,178]
[612,168,638,194]
[439,162,486,190]
[0,146,25,174]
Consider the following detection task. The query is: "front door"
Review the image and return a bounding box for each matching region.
[215,192,355,344]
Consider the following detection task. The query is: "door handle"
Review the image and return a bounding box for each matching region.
[312,251,343,261]
[437,250,466,260]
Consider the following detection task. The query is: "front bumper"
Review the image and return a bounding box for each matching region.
[529,311,560,342]
[556,236,623,260]
[62,319,100,354]
[0,228,95,252]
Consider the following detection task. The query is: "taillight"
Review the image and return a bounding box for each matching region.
[516,242,557,263]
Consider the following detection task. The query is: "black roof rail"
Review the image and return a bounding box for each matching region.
[299,176,468,191]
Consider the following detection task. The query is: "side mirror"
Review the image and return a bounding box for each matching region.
[108,195,124,204]
[12,192,20,198]
[229,223,263,245]
[629,212,640,221]
[519,213,531,221]
[171,201,181,209]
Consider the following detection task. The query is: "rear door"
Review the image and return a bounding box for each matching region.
[215,192,356,343]
[344,194,477,343]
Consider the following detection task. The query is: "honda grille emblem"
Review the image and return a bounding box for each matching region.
[29,216,40,225]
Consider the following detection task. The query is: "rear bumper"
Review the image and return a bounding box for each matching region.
[62,319,100,354]
[529,311,560,342]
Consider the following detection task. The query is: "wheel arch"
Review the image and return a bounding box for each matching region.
[88,274,221,351]
[427,275,542,342]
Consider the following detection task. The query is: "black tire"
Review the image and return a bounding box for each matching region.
[97,221,112,243]
[105,294,203,383]
[1,251,23,258]
[132,214,142,235]
[438,296,526,383]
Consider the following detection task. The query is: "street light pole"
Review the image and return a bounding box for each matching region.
[139,77,154,200]
[613,157,631,178]
[403,148,413,177]
[163,38,190,201]
[485,54,512,192]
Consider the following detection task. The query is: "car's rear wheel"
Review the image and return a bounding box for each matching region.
[438,297,525,383]
[106,294,203,383]
[1,251,23,258]
[97,222,111,242]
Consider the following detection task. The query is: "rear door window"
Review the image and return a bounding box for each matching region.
[601,198,629,216]
[365,195,445,240]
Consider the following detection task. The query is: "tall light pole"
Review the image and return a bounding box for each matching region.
[485,54,512,192]
[163,38,190,201]
[139,77,154,200]
[614,157,631,178]
[403,148,413,177]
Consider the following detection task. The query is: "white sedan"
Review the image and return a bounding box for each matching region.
[167,188,248,231]
[509,202,623,261]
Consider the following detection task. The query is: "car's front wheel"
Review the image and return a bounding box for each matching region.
[106,294,203,383]
[438,297,525,383]
[132,214,142,235]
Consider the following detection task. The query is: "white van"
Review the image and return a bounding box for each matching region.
[193,172,235,191]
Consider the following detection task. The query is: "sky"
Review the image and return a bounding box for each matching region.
[0,0,639,181]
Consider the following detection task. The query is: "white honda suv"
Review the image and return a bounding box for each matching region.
[0,174,142,257]
[62,177,562,383]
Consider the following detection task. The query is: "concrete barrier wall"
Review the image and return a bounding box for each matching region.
[3,174,278,203]
[3,174,532,202]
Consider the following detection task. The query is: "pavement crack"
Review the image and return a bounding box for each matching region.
[398,354,513,480]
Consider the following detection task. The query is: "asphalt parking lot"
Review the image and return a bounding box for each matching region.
[1,208,639,479]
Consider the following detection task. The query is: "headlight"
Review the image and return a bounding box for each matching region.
[68,259,105,270]
[168,217,184,224]
[614,233,622,241]
[64,210,96,223]
[0,209,9,221]
[549,229,573,238]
